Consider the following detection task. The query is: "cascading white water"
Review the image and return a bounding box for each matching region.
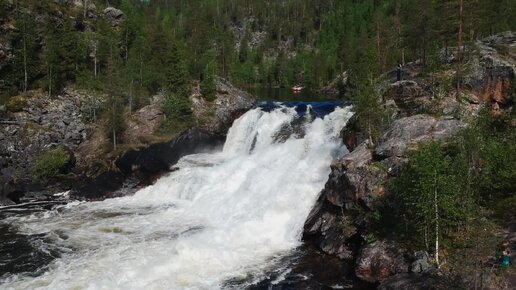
[1,105,353,290]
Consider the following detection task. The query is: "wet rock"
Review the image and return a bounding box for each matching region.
[304,199,359,260]
[355,241,411,283]
[304,143,385,260]
[318,218,357,260]
[116,128,225,177]
[72,171,126,200]
[244,244,373,290]
[340,114,365,152]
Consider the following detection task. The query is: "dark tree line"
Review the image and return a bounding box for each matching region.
[0,0,514,148]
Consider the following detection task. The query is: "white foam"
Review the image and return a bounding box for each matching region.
[2,106,353,290]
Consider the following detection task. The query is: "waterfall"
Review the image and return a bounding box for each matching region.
[1,105,353,289]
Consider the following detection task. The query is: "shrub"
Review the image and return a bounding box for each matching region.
[200,75,217,102]
[34,147,70,179]
[6,96,28,112]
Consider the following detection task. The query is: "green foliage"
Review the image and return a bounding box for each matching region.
[351,76,386,145]
[161,95,194,136]
[103,47,127,150]
[5,96,28,112]
[3,0,516,97]
[33,147,70,179]
[8,4,39,93]
[382,109,515,266]
[459,109,516,199]
[201,74,217,102]
[448,216,501,290]
[388,142,467,249]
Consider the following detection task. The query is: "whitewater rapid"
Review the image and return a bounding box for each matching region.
[1,105,353,289]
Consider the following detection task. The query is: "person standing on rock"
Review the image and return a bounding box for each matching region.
[501,240,511,267]
[502,249,512,267]
[396,63,403,82]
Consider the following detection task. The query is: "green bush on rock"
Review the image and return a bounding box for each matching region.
[33,147,70,179]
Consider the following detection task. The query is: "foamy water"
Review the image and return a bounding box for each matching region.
[1,106,353,289]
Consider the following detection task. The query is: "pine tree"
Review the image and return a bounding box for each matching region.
[104,45,126,151]
[161,38,192,126]
[351,76,385,146]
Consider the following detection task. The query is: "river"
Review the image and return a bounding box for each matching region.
[0,102,353,289]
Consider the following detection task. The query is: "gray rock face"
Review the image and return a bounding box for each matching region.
[123,103,163,144]
[325,143,387,210]
[384,80,434,116]
[375,115,466,159]
[304,143,387,261]
[0,89,89,202]
[411,251,432,273]
[103,7,124,25]
[192,77,255,135]
[304,113,465,282]
[355,241,411,283]
[463,32,516,97]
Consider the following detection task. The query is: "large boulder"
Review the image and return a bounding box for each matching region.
[324,143,387,210]
[375,115,466,159]
[355,241,411,283]
[122,101,163,144]
[304,207,357,260]
[115,128,225,177]
[192,77,255,135]
[103,7,124,26]
[304,143,386,260]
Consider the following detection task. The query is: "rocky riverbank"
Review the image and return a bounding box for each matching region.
[302,31,515,289]
[0,78,255,205]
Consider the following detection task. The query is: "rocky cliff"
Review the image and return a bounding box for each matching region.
[0,78,255,205]
[0,89,88,205]
[303,31,515,288]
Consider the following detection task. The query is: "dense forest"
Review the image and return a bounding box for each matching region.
[1,0,515,99]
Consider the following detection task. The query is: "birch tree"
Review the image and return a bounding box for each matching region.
[391,142,465,267]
